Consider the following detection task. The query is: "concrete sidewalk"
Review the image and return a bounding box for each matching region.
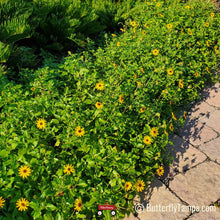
[124,82,220,220]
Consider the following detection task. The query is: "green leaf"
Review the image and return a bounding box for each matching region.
[46,204,57,211]
[0,150,10,158]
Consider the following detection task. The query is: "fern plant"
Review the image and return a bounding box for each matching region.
[0,0,31,63]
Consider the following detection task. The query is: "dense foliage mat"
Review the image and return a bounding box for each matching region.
[0,0,219,219]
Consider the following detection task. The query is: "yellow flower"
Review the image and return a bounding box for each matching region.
[152,49,159,56]
[63,164,74,175]
[206,41,210,47]
[179,79,184,88]
[205,22,209,27]
[211,13,215,17]
[144,23,149,28]
[172,112,177,121]
[156,3,161,7]
[130,21,136,27]
[158,13,164,17]
[71,111,74,114]
[95,81,104,90]
[184,111,187,119]
[119,94,124,104]
[207,67,210,73]
[140,107,146,113]
[18,165,31,179]
[75,126,85,137]
[120,28,126,33]
[195,72,199,78]
[142,30,146,35]
[167,23,172,29]
[134,74,137,78]
[150,127,158,138]
[31,87,35,91]
[95,102,103,109]
[188,29,192,35]
[169,123,174,132]
[74,198,82,212]
[117,41,120,47]
[36,118,46,130]
[167,68,174,76]
[124,182,132,191]
[156,166,164,176]
[111,33,117,37]
[0,197,5,209]
[113,62,117,68]
[140,67,145,73]
[143,135,152,145]
[135,180,145,192]
[136,81,143,88]
[16,198,29,212]
[164,130,168,136]
[185,5,190,9]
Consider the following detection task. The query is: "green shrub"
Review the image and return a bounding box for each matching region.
[0,0,219,219]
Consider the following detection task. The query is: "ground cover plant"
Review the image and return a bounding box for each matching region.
[0,0,219,219]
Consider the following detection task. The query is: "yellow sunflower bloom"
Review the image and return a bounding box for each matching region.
[36,118,46,130]
[95,81,104,90]
[31,87,35,91]
[206,41,210,47]
[0,197,5,209]
[167,68,174,76]
[156,3,161,7]
[95,102,103,109]
[167,23,172,29]
[130,21,136,27]
[184,111,187,119]
[18,165,31,179]
[64,164,74,175]
[135,180,145,192]
[152,49,159,56]
[169,123,174,132]
[16,198,29,212]
[172,112,177,121]
[150,127,159,138]
[185,5,190,9]
[179,79,184,88]
[117,41,120,47]
[119,94,124,104]
[144,23,149,28]
[74,198,82,212]
[188,29,192,35]
[143,135,152,145]
[205,22,209,27]
[211,13,215,17]
[75,126,85,137]
[156,166,164,176]
[140,107,146,113]
[195,72,199,77]
[124,182,132,191]
[142,30,146,35]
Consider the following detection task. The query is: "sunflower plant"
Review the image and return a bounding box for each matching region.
[0,0,219,219]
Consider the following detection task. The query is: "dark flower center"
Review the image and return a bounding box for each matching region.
[139,184,142,187]
[21,203,25,207]
[78,203,82,207]
[23,169,27,173]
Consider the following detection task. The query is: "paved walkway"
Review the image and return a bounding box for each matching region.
[124,82,220,220]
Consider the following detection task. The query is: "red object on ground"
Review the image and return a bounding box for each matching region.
[98,205,115,210]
